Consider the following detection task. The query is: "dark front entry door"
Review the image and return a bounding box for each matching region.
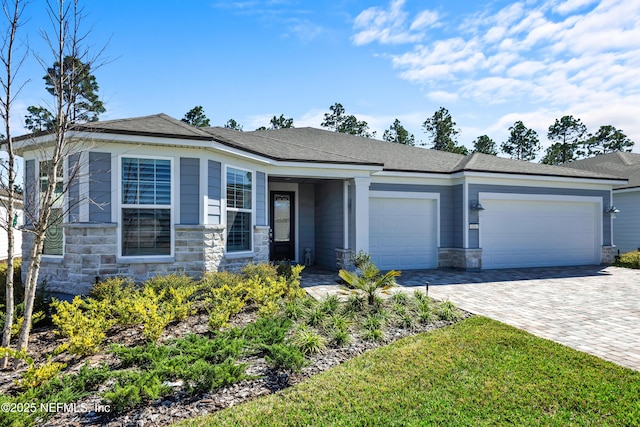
[270,191,295,261]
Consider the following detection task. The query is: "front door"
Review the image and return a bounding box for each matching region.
[270,191,295,261]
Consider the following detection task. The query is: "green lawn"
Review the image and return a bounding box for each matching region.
[178,316,640,427]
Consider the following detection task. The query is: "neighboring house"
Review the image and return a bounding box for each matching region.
[0,191,23,260]
[15,114,625,294]
[563,152,639,254]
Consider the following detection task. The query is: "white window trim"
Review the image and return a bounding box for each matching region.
[116,154,175,261]
[38,159,65,258]
[223,164,255,255]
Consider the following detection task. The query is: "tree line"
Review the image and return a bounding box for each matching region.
[182,105,634,164]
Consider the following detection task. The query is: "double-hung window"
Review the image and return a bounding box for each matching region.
[40,160,64,256]
[121,157,172,256]
[226,167,252,252]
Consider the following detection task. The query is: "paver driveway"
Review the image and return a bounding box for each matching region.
[399,265,640,371]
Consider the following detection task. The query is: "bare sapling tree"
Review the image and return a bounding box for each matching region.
[0,0,27,369]
[17,0,105,354]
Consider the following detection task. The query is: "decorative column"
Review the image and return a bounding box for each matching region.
[353,176,370,254]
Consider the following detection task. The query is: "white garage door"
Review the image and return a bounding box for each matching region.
[480,195,601,269]
[369,194,438,270]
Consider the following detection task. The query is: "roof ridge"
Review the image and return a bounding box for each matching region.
[155,113,212,137]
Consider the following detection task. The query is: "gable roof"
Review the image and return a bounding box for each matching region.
[562,152,640,189]
[15,113,626,182]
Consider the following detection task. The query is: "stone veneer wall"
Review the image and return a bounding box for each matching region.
[22,223,271,295]
[438,248,483,270]
[601,245,617,264]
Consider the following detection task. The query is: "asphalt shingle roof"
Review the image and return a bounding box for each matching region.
[204,126,622,180]
[562,152,640,189]
[15,113,627,182]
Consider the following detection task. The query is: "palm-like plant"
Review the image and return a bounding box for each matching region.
[339,261,400,305]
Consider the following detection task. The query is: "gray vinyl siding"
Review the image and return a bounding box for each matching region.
[67,154,81,223]
[298,183,315,262]
[89,152,112,223]
[256,172,266,226]
[612,190,640,253]
[468,184,612,247]
[180,157,200,225]
[24,159,35,226]
[369,183,455,248]
[208,160,222,225]
[315,180,344,269]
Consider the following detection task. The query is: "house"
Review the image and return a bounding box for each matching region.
[563,152,639,254]
[0,190,23,260]
[15,114,626,295]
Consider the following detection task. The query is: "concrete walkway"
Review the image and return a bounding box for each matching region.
[300,265,640,371]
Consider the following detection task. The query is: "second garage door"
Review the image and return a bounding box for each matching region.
[479,195,601,269]
[369,194,438,270]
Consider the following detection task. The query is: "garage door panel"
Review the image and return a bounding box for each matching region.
[480,198,599,269]
[369,197,437,270]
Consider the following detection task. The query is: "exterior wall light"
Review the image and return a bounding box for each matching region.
[605,206,620,218]
[471,202,484,211]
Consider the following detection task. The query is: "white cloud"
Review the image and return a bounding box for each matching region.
[352,0,438,45]
[426,91,459,103]
[553,0,600,14]
[352,0,640,150]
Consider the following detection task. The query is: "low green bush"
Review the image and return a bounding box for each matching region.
[615,250,640,269]
[265,343,306,372]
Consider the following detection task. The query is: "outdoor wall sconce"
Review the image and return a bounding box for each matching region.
[605,206,620,218]
[470,202,484,211]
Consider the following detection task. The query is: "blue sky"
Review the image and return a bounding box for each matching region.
[15,0,640,155]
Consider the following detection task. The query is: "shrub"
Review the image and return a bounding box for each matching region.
[201,264,305,330]
[349,250,371,270]
[391,292,409,306]
[236,317,292,353]
[289,325,327,355]
[328,314,351,333]
[615,250,640,269]
[418,302,434,324]
[329,328,351,347]
[89,276,135,302]
[435,300,462,321]
[120,287,174,341]
[265,343,306,372]
[305,304,327,328]
[242,263,279,281]
[362,314,384,331]
[413,290,428,304]
[103,372,168,413]
[17,358,67,389]
[339,260,400,305]
[396,312,416,330]
[362,328,384,342]
[343,293,366,315]
[51,296,117,355]
[183,358,248,394]
[319,294,341,315]
[282,299,305,320]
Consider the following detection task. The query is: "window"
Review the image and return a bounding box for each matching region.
[121,157,171,256]
[226,167,252,252]
[40,160,64,256]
